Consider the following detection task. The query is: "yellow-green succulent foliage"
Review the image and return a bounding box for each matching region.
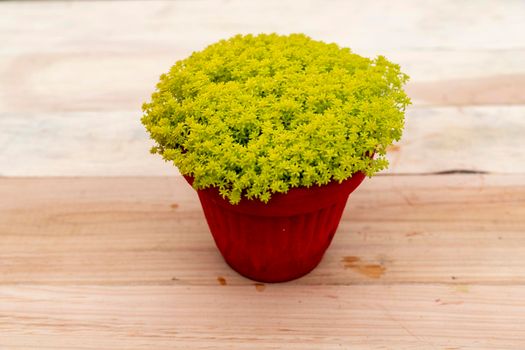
[142,33,410,204]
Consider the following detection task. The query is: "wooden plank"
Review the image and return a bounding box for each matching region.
[1,1,525,113]
[2,107,525,176]
[407,74,525,107]
[2,51,525,114]
[1,175,524,286]
[2,51,524,114]
[384,106,525,174]
[1,0,523,54]
[1,284,525,349]
[0,111,177,176]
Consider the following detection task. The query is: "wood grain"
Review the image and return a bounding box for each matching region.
[1,284,525,350]
[2,176,524,286]
[1,175,525,349]
[1,0,524,113]
[384,106,525,174]
[407,74,525,106]
[2,107,525,176]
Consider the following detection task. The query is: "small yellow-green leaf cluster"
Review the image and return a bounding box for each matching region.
[142,33,410,204]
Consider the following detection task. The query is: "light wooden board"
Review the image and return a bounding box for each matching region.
[1,51,524,114]
[1,175,525,349]
[2,175,525,286]
[1,0,523,55]
[1,0,524,113]
[0,111,178,176]
[1,284,525,350]
[2,106,525,176]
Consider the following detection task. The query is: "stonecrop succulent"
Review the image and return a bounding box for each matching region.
[142,33,410,204]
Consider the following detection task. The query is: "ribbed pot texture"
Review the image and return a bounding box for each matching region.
[184,173,366,282]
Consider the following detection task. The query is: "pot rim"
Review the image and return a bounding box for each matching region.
[184,172,366,217]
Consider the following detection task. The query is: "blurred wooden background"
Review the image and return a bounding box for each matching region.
[1,0,524,175]
[1,1,525,349]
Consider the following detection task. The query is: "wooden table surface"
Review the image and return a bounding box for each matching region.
[1,1,525,349]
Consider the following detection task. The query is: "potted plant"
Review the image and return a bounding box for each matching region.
[142,33,410,282]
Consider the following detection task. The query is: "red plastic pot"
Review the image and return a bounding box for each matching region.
[184,172,366,282]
